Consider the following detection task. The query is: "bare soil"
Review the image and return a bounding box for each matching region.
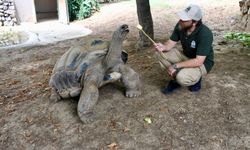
[0,0,250,149]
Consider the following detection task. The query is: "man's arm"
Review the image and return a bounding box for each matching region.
[154,39,177,52]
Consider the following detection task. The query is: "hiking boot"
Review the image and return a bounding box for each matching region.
[162,80,181,95]
[189,78,202,92]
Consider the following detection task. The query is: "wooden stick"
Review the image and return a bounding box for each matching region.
[136,24,168,60]
[136,25,156,44]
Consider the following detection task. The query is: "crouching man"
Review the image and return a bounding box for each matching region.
[154,4,214,94]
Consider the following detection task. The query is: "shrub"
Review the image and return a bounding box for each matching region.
[224,32,250,47]
[68,0,100,21]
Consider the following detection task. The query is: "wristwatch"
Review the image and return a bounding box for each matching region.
[172,64,178,70]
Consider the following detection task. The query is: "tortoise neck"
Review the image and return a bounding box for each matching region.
[104,37,123,68]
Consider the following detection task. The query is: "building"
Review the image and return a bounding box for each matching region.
[14,0,69,24]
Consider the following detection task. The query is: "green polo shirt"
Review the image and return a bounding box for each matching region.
[170,23,214,73]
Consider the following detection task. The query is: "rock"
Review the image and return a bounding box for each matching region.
[8,6,14,10]
[0,0,17,26]
[3,6,8,11]
[6,16,11,21]
[3,21,9,26]
[12,17,16,22]
[3,2,9,6]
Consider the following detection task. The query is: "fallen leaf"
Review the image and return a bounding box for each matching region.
[107,142,118,149]
[123,127,130,132]
[144,117,152,124]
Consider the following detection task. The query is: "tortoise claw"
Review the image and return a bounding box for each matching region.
[50,89,62,102]
[126,90,141,98]
[78,111,96,124]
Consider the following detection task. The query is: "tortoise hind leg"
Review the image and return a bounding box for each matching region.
[117,64,142,97]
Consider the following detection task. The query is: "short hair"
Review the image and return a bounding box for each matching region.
[192,19,203,27]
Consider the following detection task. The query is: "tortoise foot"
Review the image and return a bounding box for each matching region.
[126,90,141,98]
[78,111,96,124]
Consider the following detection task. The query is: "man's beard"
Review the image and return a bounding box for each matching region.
[179,24,193,32]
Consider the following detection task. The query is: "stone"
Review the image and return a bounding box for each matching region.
[8,6,14,10]
[3,21,9,26]
[12,17,16,22]
[3,2,9,6]
[3,6,8,11]
[5,10,14,15]
[9,20,13,26]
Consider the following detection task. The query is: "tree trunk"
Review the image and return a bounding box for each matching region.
[239,0,250,31]
[136,0,154,50]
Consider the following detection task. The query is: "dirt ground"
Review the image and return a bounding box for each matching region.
[1,0,250,149]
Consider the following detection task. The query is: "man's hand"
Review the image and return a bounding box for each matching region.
[154,43,166,52]
[167,65,177,77]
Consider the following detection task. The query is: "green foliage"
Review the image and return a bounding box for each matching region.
[224,32,250,47]
[68,0,100,21]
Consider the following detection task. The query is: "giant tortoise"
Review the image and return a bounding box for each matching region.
[49,24,142,123]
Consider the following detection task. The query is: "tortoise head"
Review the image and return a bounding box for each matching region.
[112,24,129,40]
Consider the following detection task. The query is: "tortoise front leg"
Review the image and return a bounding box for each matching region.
[77,66,104,123]
[118,64,142,98]
[77,80,99,124]
[100,72,122,87]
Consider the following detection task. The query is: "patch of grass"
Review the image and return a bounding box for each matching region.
[224,32,250,47]
[0,29,21,47]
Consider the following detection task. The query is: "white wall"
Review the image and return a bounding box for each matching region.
[14,0,36,22]
[14,0,68,23]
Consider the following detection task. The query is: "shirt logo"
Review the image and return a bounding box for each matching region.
[191,40,196,48]
[185,6,191,12]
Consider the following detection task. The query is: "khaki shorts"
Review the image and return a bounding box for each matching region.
[155,48,207,86]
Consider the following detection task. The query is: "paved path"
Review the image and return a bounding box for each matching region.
[0,20,92,50]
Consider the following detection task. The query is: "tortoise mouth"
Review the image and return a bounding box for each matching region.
[121,24,129,33]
